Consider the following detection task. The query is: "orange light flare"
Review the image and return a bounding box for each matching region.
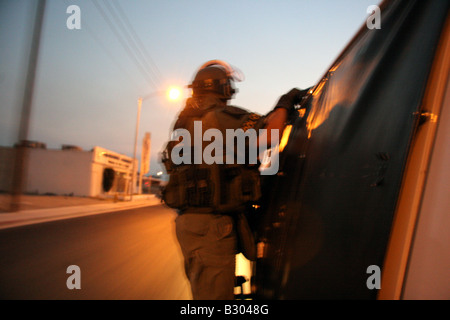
[167,87,182,101]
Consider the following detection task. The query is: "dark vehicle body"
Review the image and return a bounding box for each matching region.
[254,0,449,299]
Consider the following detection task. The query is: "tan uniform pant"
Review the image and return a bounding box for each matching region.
[175,213,237,300]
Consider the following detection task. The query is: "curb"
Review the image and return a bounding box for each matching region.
[0,195,162,230]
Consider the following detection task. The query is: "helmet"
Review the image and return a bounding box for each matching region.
[188,60,244,100]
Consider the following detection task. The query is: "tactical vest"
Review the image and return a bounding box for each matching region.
[161,98,264,213]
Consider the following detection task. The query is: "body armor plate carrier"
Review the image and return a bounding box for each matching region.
[161,98,264,214]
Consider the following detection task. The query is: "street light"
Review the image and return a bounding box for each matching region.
[168,87,181,100]
[129,87,181,200]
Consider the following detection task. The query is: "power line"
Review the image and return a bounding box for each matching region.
[109,0,165,84]
[92,0,159,89]
[101,0,162,86]
[63,0,141,88]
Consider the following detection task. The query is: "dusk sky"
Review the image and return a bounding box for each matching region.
[0,0,380,175]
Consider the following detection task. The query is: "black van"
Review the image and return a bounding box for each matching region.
[254,0,449,300]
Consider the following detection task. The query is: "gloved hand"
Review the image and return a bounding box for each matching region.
[274,88,308,111]
[273,88,309,122]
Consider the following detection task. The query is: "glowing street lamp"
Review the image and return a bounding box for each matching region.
[168,87,181,101]
[129,87,182,200]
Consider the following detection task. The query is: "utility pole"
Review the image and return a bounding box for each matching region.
[129,98,142,201]
[10,0,47,212]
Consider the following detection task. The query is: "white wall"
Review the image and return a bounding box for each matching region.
[26,148,93,196]
[0,145,135,198]
[90,162,104,197]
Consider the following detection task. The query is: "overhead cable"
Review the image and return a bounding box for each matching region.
[110,0,165,84]
[92,0,159,89]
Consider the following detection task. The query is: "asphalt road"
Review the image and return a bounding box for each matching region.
[0,204,192,300]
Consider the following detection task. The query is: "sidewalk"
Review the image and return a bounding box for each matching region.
[0,194,162,230]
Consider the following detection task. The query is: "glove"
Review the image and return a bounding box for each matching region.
[273,88,309,121]
[274,88,308,111]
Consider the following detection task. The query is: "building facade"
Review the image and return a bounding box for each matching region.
[0,144,136,198]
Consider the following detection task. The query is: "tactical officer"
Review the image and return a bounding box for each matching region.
[161,60,307,300]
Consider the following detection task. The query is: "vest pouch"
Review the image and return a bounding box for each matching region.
[187,165,215,208]
[241,167,262,202]
[224,165,261,206]
[162,165,189,210]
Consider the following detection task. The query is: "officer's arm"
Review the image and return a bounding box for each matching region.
[262,108,288,147]
[260,88,307,148]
